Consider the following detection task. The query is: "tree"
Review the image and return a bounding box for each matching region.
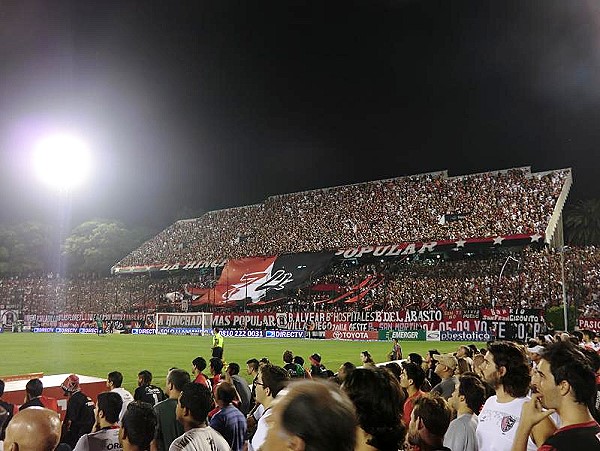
[62,220,152,275]
[565,199,600,246]
[0,222,54,275]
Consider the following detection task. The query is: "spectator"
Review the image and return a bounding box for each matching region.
[170,382,229,451]
[60,374,96,449]
[120,401,158,451]
[401,362,426,427]
[293,356,311,380]
[336,362,356,385]
[262,380,358,451]
[514,341,600,451]
[406,394,452,451]
[309,353,328,378]
[208,358,224,392]
[153,369,190,451]
[431,353,458,400]
[360,351,376,369]
[73,392,122,451]
[248,365,289,451]
[19,379,45,411]
[424,350,442,391]
[0,380,13,441]
[209,382,247,451]
[5,407,61,451]
[107,371,134,423]
[134,370,165,406]
[282,350,303,378]
[191,357,211,390]
[224,363,252,415]
[444,374,487,451]
[477,341,555,451]
[343,367,406,451]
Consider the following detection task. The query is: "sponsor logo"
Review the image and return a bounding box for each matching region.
[426,330,440,340]
[265,330,275,338]
[55,327,78,333]
[131,329,156,335]
[440,330,492,342]
[33,327,55,333]
[273,330,305,339]
[156,328,204,335]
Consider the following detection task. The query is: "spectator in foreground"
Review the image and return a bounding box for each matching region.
[343,367,406,451]
[431,353,458,400]
[134,370,165,406]
[107,371,134,422]
[120,401,158,451]
[406,394,452,451]
[477,341,555,451]
[224,363,252,415]
[171,382,229,451]
[336,362,356,385]
[73,391,122,451]
[19,379,45,411]
[262,380,357,451]
[191,357,211,390]
[513,341,600,451]
[444,374,487,451]
[209,382,247,451]
[0,379,14,440]
[152,369,190,451]
[60,374,96,449]
[401,362,426,427]
[249,365,289,451]
[4,407,61,451]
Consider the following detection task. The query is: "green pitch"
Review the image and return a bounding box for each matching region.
[0,333,483,394]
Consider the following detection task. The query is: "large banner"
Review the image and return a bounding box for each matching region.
[25,313,150,331]
[214,309,544,341]
[196,252,334,305]
[578,318,600,331]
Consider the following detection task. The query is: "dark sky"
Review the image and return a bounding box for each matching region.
[1,0,599,231]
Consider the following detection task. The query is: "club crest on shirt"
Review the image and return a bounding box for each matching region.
[501,415,517,432]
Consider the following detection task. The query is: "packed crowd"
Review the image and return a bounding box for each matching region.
[2,330,599,451]
[3,245,600,318]
[116,167,569,267]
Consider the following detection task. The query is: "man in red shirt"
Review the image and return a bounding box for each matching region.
[513,341,600,451]
[401,362,426,426]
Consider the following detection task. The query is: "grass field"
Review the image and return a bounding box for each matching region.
[0,333,483,394]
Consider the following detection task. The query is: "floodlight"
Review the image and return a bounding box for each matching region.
[33,133,91,191]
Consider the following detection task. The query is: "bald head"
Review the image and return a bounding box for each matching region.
[5,407,61,451]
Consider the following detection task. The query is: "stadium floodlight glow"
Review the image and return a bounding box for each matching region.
[33,133,91,192]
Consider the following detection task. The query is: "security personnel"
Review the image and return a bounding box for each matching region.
[212,328,224,360]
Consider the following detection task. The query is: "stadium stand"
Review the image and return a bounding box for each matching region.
[113,167,571,267]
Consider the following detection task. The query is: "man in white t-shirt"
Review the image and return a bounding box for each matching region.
[73,392,122,451]
[248,365,289,451]
[170,383,229,451]
[476,341,555,451]
[107,371,134,423]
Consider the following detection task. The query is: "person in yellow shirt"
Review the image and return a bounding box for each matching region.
[212,328,224,360]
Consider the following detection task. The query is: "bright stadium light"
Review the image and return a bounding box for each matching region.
[33,133,91,192]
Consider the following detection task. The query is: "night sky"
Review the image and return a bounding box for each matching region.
[1,0,599,231]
